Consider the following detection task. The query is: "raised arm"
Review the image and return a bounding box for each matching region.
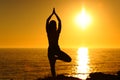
[54,8,61,33]
[46,13,53,32]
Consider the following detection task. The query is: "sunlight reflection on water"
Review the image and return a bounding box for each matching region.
[76,47,90,79]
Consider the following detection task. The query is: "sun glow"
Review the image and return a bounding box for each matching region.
[76,47,90,79]
[75,8,92,29]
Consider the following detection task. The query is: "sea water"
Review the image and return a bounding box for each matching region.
[0,48,120,80]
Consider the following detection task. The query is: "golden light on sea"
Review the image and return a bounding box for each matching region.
[76,47,90,79]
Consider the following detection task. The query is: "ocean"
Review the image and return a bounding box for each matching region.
[0,48,120,80]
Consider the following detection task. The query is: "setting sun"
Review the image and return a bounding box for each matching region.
[75,8,92,29]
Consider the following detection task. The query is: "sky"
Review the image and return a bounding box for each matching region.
[0,0,120,48]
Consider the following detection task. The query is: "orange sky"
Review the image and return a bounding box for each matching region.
[0,0,120,48]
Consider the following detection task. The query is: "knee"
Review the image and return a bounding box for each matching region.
[67,57,72,62]
[63,56,72,62]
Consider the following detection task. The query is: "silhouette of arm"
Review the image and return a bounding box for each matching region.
[55,13,61,33]
[46,13,53,32]
[53,8,61,33]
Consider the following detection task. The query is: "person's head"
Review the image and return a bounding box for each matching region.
[48,20,57,32]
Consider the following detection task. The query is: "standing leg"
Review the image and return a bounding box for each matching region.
[48,54,56,77]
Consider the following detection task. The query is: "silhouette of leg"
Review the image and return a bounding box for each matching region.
[48,53,56,77]
[57,51,72,62]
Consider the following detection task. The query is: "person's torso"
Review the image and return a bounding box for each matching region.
[47,31,59,46]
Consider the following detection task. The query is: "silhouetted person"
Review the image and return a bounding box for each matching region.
[46,8,72,77]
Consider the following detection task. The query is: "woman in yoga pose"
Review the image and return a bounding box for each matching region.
[46,8,71,77]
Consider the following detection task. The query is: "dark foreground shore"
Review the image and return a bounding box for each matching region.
[86,71,120,80]
[37,74,81,80]
[36,71,120,80]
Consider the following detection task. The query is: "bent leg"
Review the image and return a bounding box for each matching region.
[57,51,72,62]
